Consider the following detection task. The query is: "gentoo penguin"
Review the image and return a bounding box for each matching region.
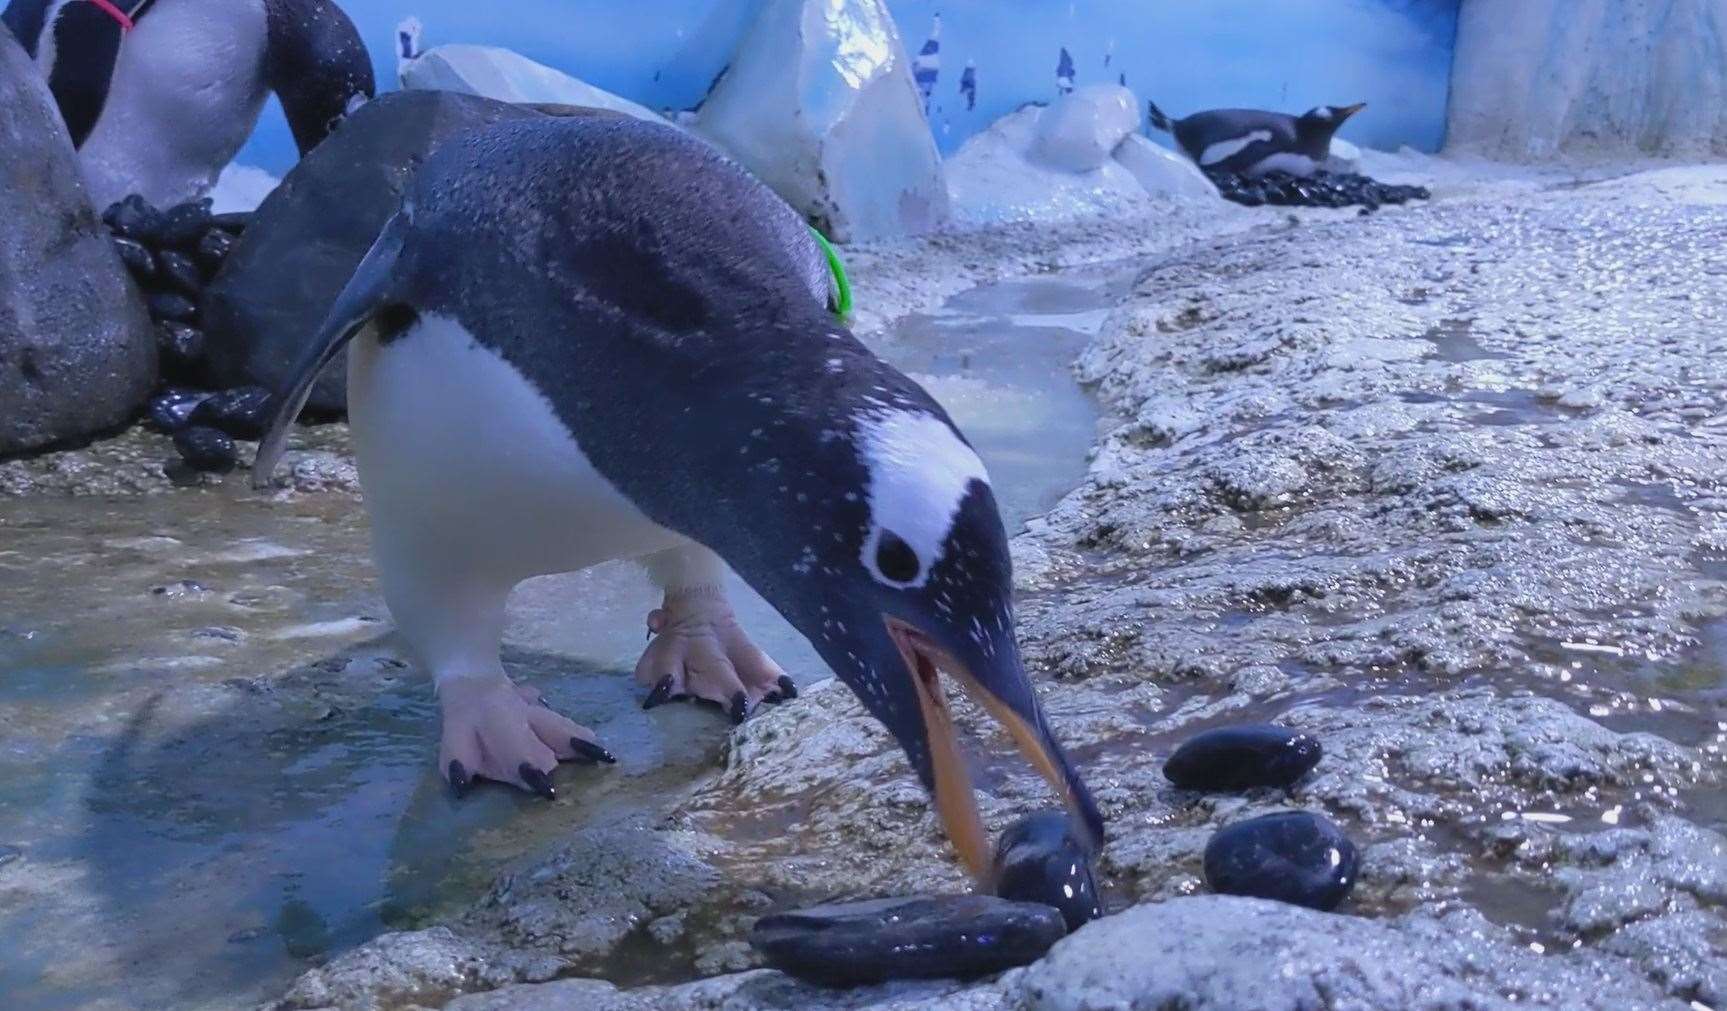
[1,0,374,209]
[1147,101,1366,178]
[251,115,1103,877]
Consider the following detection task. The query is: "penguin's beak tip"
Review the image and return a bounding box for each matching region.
[883,616,1102,882]
[1341,102,1368,119]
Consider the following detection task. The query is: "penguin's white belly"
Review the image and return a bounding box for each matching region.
[347,313,683,582]
[1245,152,1319,178]
[76,0,271,209]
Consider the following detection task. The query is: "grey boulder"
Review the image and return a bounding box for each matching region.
[0,30,154,455]
[200,90,551,414]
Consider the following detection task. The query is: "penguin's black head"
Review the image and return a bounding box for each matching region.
[1299,102,1367,138]
[776,407,1102,880]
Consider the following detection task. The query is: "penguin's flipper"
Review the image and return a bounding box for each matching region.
[1147,100,1174,134]
[251,213,408,489]
[262,0,375,156]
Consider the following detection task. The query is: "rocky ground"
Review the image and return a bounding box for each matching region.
[7,162,1727,1010]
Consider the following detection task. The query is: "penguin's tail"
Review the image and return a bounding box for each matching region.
[252,213,409,490]
[1147,100,1174,134]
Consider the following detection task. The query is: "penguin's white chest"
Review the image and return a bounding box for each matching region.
[75,0,271,209]
[347,313,683,580]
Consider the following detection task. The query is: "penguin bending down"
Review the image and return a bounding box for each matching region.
[1,0,374,209]
[251,116,1103,877]
[1147,100,1365,178]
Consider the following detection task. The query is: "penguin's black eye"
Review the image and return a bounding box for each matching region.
[875,530,921,583]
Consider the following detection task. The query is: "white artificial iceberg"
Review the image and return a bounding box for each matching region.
[399,44,665,124]
[1448,0,1727,160]
[1032,84,1140,172]
[696,0,949,242]
[1112,135,1219,200]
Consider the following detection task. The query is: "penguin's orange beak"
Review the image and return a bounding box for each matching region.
[884,616,1101,881]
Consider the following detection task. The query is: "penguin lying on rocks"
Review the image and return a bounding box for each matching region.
[1148,100,1365,178]
[1,0,374,209]
[252,116,1103,877]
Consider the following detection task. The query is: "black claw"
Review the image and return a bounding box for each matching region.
[570,737,618,764]
[729,690,750,725]
[777,675,799,700]
[519,763,556,799]
[448,759,471,797]
[643,675,675,710]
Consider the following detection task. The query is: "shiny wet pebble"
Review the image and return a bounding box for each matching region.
[147,291,198,324]
[146,388,212,432]
[1208,169,1428,211]
[1164,724,1322,791]
[196,227,235,274]
[992,811,1102,931]
[112,236,156,281]
[191,386,272,439]
[173,426,238,473]
[103,194,164,242]
[157,198,214,249]
[156,321,208,378]
[158,249,204,297]
[1203,811,1358,911]
[749,895,1067,986]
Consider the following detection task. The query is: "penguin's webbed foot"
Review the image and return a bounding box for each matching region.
[438,674,617,798]
[635,588,796,725]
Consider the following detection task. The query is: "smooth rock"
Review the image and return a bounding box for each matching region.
[1112,134,1221,201]
[992,812,1103,932]
[191,386,272,439]
[154,321,207,381]
[172,426,237,473]
[749,895,1067,986]
[157,250,204,297]
[146,389,212,432]
[1203,811,1359,912]
[102,194,166,243]
[147,292,198,324]
[112,237,157,282]
[1033,84,1141,173]
[1164,724,1322,791]
[157,199,214,249]
[201,91,552,413]
[697,0,949,242]
[400,44,664,123]
[0,30,155,455]
[209,212,252,234]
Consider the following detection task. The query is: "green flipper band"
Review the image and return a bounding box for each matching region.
[810,227,853,322]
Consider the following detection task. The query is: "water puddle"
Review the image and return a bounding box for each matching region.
[0,262,1133,1009]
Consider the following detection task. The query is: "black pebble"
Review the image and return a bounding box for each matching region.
[155,321,207,377]
[173,426,237,473]
[1206,168,1431,212]
[112,236,157,281]
[1203,810,1358,911]
[157,250,204,297]
[1164,724,1322,792]
[196,228,235,274]
[146,388,211,432]
[103,194,164,242]
[750,895,1067,986]
[992,811,1103,931]
[157,198,214,249]
[191,386,272,439]
[147,292,198,324]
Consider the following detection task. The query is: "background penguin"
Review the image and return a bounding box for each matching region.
[1,0,374,209]
[251,115,1102,879]
[1148,100,1366,178]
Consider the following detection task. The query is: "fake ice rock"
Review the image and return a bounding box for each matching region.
[1032,84,1141,173]
[1448,0,1727,159]
[1324,137,1362,174]
[947,107,1152,226]
[400,44,665,124]
[1112,134,1220,201]
[697,0,949,242]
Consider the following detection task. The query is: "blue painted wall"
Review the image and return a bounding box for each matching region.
[240,0,1460,174]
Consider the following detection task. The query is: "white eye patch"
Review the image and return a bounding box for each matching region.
[855,409,989,589]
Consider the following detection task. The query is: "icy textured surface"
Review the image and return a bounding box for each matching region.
[399,44,665,123]
[1031,84,1141,173]
[1448,0,1727,159]
[947,107,1157,226]
[1112,134,1220,201]
[696,0,949,241]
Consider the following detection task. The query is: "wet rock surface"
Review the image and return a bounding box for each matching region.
[749,895,1068,986]
[202,91,551,413]
[991,812,1102,931]
[1164,724,1322,791]
[0,30,154,456]
[1203,810,1359,910]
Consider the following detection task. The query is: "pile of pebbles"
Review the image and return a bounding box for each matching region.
[1206,168,1430,211]
[746,722,1356,988]
[102,195,272,474]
